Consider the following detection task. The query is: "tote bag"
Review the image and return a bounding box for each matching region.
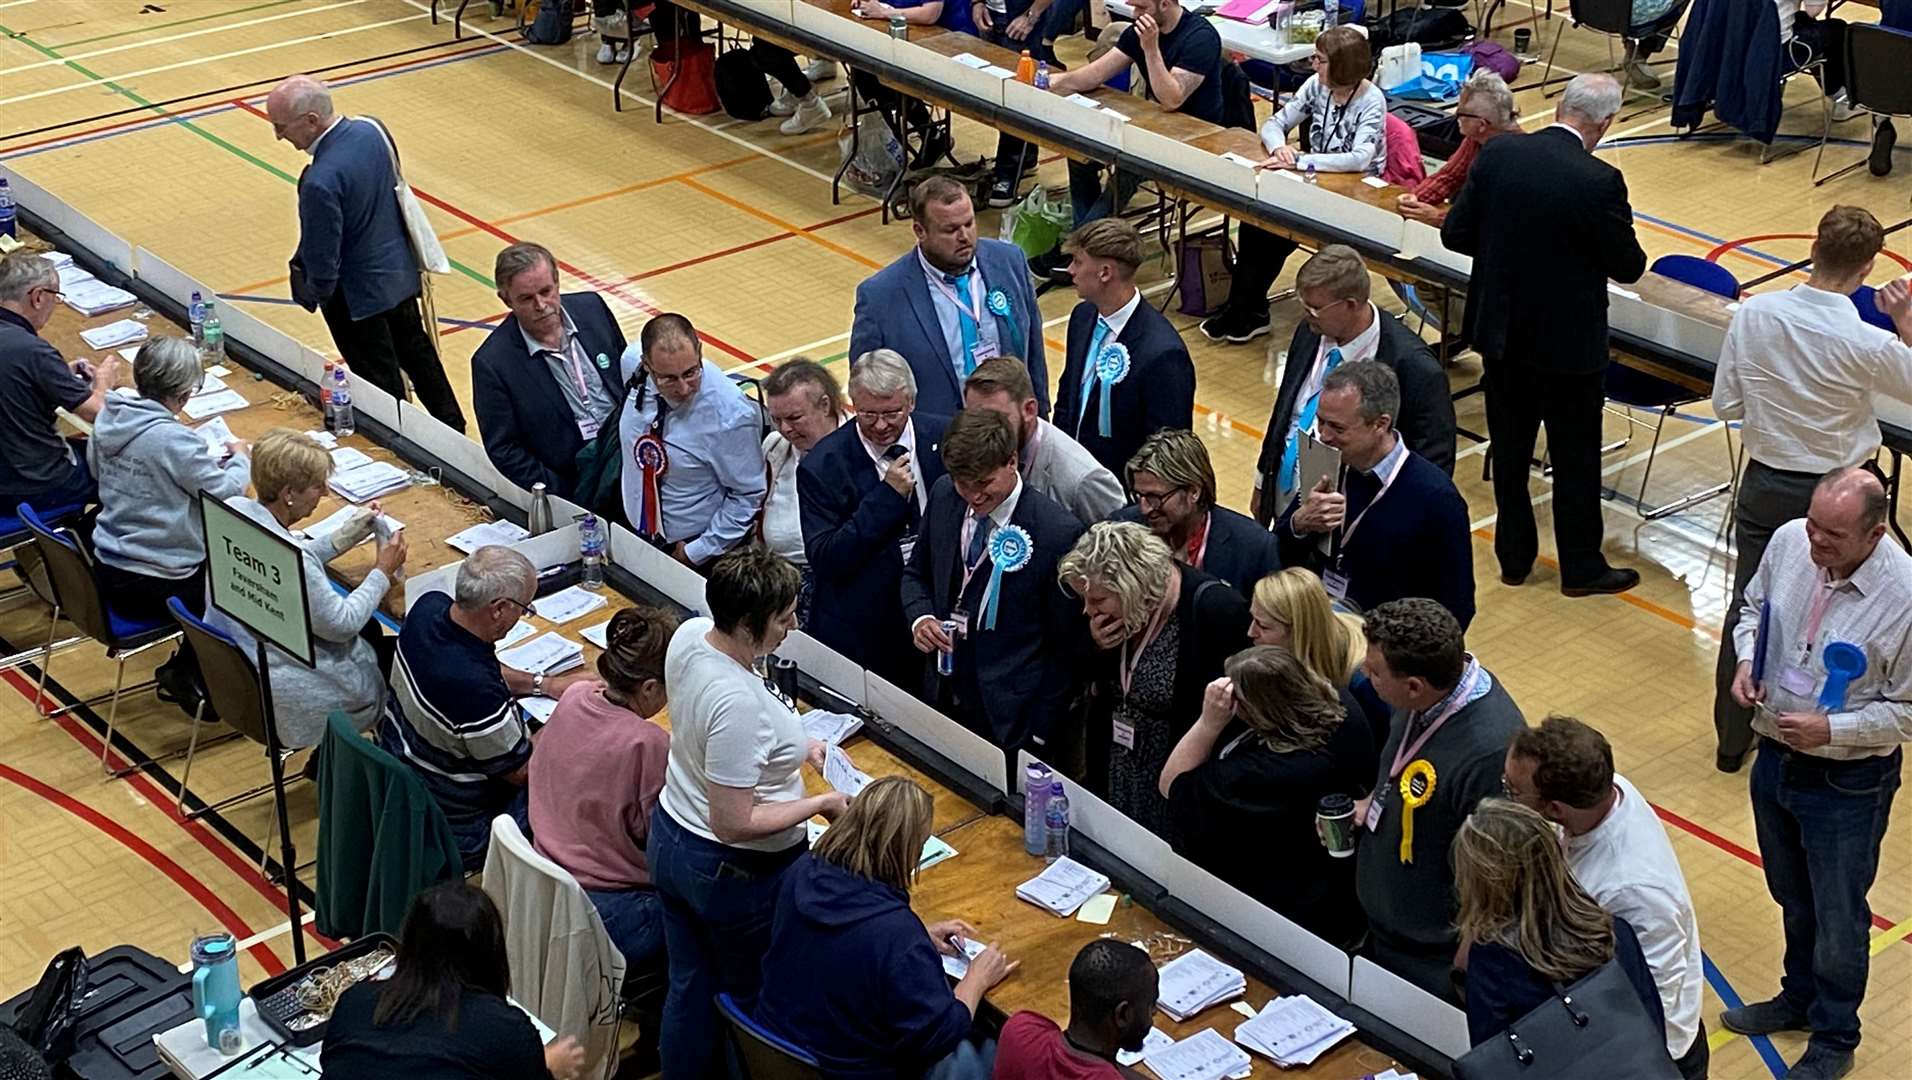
[1453,958,1681,1080]
[364,117,451,275]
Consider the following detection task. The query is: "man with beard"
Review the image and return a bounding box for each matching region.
[992,940,1161,1079]
[963,356,1123,525]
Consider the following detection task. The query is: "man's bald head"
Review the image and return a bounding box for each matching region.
[265,76,336,152]
[1806,467,1890,576]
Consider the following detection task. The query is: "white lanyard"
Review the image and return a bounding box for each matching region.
[1337,447,1408,553]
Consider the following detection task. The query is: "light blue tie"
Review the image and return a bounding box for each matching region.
[1077,317,1113,432]
[946,271,980,376]
[1279,346,1346,499]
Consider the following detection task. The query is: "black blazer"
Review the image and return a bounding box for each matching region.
[1111,504,1280,602]
[899,478,1086,752]
[1254,314,1457,524]
[470,293,627,499]
[1052,298,1195,477]
[799,415,949,688]
[1441,127,1647,374]
[1275,448,1476,629]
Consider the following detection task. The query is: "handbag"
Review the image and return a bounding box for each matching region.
[362,117,450,275]
[1453,958,1681,1080]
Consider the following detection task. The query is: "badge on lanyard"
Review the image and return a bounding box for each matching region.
[1112,718,1136,750]
[1363,795,1383,832]
[577,416,601,440]
[1322,569,1351,601]
[1778,666,1816,696]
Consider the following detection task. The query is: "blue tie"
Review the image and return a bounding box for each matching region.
[1078,317,1113,430]
[946,271,980,376]
[1279,346,1346,498]
[966,511,991,569]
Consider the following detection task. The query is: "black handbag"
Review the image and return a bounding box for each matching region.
[1453,958,1681,1080]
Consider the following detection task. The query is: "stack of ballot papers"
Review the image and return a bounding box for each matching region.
[1015,856,1111,917]
[79,319,148,350]
[532,585,609,624]
[39,252,73,269]
[518,695,559,726]
[802,710,863,746]
[494,620,537,651]
[809,820,958,872]
[1233,995,1356,1066]
[579,621,612,649]
[1157,950,1247,1021]
[301,505,403,547]
[304,429,340,449]
[63,277,137,316]
[182,387,249,420]
[193,416,236,457]
[1115,1028,1175,1067]
[329,459,411,502]
[331,446,375,471]
[447,519,532,554]
[1140,1028,1252,1080]
[57,264,96,291]
[498,632,584,676]
[823,744,872,796]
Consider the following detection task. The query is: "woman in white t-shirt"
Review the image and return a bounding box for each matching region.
[647,547,849,1080]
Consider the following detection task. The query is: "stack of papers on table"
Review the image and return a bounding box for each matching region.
[802,710,863,746]
[1157,950,1247,1021]
[56,264,95,291]
[79,319,147,349]
[1116,1028,1174,1066]
[498,632,584,676]
[823,743,872,796]
[182,387,249,419]
[580,621,612,648]
[495,619,537,651]
[1015,856,1111,917]
[532,585,608,624]
[331,446,375,471]
[446,519,531,553]
[329,459,411,502]
[39,251,73,269]
[63,278,137,316]
[193,415,236,457]
[1233,995,1356,1066]
[304,429,340,449]
[1141,1028,1253,1080]
[191,371,228,396]
[519,694,560,726]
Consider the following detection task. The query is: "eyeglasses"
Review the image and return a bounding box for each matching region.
[1455,110,1495,123]
[857,407,909,424]
[1133,487,1187,510]
[648,365,701,388]
[31,286,64,303]
[499,596,536,618]
[1303,297,1356,319]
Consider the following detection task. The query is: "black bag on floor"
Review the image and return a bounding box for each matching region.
[715,50,774,121]
[525,0,574,45]
[1372,7,1473,50]
[8,949,87,1064]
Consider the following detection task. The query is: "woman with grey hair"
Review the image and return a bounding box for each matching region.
[1057,521,1249,839]
[89,336,253,709]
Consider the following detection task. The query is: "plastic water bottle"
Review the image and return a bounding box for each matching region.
[1324,0,1340,27]
[1035,62,1050,91]
[189,290,206,348]
[1043,781,1070,863]
[328,364,355,437]
[0,178,15,239]
[1023,762,1052,855]
[579,513,606,591]
[199,301,225,369]
[1305,161,1319,185]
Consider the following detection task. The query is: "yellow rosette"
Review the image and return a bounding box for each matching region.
[1398,759,1438,864]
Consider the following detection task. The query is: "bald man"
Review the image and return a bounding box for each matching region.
[1726,467,1910,1080]
[267,75,465,431]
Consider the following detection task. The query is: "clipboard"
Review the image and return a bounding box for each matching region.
[1296,430,1344,499]
[1751,599,1772,688]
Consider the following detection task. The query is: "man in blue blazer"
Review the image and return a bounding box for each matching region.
[1276,362,1475,629]
[268,76,465,431]
[470,242,628,501]
[1051,219,1195,477]
[800,350,949,690]
[849,177,1047,420]
[902,408,1086,755]
[1114,429,1280,601]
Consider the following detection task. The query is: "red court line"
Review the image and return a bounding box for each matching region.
[1705,234,1912,275]
[1655,798,1896,934]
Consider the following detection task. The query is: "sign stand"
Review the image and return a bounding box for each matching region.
[200,494,319,966]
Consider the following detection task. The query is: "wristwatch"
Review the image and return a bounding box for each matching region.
[532,671,545,696]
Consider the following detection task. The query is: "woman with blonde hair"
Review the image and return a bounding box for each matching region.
[1455,799,1666,1048]
[1059,521,1249,839]
[754,776,1012,1079]
[1249,568,1388,755]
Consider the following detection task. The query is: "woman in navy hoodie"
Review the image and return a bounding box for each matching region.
[754,776,1015,1079]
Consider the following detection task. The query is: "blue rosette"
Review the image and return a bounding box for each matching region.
[980,523,1033,630]
[1093,342,1131,438]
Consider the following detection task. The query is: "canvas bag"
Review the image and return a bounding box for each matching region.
[364,117,450,275]
[1176,233,1231,317]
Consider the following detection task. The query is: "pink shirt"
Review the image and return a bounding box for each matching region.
[528,683,670,891]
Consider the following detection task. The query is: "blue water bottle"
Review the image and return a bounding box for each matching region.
[0,178,16,239]
[190,932,242,1054]
[1044,781,1070,863]
[1024,762,1052,855]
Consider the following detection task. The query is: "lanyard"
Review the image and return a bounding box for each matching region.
[927,266,985,326]
[1119,590,1176,697]
[959,512,994,599]
[1386,658,1481,781]
[1336,447,1408,556]
[1181,512,1212,569]
[1802,572,1837,660]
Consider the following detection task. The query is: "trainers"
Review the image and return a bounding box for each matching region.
[779,94,831,136]
[1830,92,1860,123]
[1720,998,1810,1037]
[1870,118,1896,177]
[1027,247,1069,282]
[1787,1045,1855,1080]
[1199,308,1271,344]
[804,58,836,83]
[769,90,799,117]
[985,177,1019,208]
[595,41,616,65]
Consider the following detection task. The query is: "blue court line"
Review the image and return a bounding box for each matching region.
[1702,951,1789,1079]
[219,292,496,332]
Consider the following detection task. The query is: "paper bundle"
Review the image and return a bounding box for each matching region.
[446,519,532,554]
[802,710,863,746]
[497,632,585,676]
[328,459,411,502]
[63,278,137,316]
[1015,856,1111,918]
[1157,949,1247,1021]
[1233,995,1356,1066]
[532,584,609,624]
[79,319,148,350]
[1140,1028,1252,1080]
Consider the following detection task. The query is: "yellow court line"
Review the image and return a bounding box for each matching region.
[676,175,885,271]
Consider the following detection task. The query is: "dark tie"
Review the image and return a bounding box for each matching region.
[965,511,991,569]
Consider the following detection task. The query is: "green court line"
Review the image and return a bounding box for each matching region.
[0,19,495,289]
[47,0,301,49]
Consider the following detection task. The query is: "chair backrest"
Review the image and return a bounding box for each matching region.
[1851,285,1896,332]
[1382,112,1428,187]
[1846,24,1912,115]
[1650,254,1741,299]
[715,992,824,1080]
[166,596,272,749]
[1571,0,1634,36]
[17,503,114,646]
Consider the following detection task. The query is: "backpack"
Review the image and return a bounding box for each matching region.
[714,49,773,122]
[1371,7,1473,50]
[1463,40,1521,81]
[524,0,573,45]
[9,948,88,1064]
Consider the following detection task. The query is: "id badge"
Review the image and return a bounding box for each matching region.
[950,607,971,638]
[898,528,917,565]
[972,342,1001,364]
[1112,718,1136,751]
[1322,569,1351,601]
[577,415,601,440]
[1779,665,1816,696]
[1364,795,1382,832]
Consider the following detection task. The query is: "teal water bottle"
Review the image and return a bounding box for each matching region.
[190,932,242,1054]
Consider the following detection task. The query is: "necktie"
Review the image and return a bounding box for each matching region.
[965,510,991,570]
[945,271,981,376]
[1279,346,1346,499]
[1078,316,1114,430]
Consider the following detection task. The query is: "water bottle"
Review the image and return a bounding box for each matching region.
[528,482,554,535]
[579,512,606,590]
[1272,1,1294,47]
[329,364,355,437]
[321,359,336,419]
[1043,781,1070,863]
[1023,762,1052,855]
[199,300,225,369]
[1324,0,1340,27]
[189,932,242,1054]
[1305,161,1319,185]
[888,13,907,39]
[1035,62,1050,91]
[189,290,206,348]
[0,178,15,239]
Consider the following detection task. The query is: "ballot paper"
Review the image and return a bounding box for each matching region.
[497,632,585,676]
[39,251,73,269]
[331,447,375,471]
[494,619,537,651]
[1141,1028,1252,1080]
[808,821,958,872]
[446,518,532,554]
[579,621,611,649]
[532,584,609,624]
[1156,949,1247,1021]
[802,710,864,746]
[939,936,988,980]
[193,416,236,457]
[1233,995,1356,1066]
[952,52,991,68]
[1015,856,1111,917]
[304,430,340,449]
[63,278,137,316]
[191,371,228,397]
[1115,1028,1175,1067]
[182,388,249,420]
[79,319,148,349]
[824,743,872,796]
[328,460,411,503]
[56,264,96,291]
[519,695,559,726]
[301,505,402,548]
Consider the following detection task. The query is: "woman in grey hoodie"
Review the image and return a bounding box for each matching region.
[89,337,251,706]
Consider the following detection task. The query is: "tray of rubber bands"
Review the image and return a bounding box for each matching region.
[247,933,399,1047]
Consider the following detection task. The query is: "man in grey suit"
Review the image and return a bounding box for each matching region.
[849,176,1048,419]
[964,357,1123,525]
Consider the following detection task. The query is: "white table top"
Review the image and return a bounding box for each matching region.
[1104,0,1315,65]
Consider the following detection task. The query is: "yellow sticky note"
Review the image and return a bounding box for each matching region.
[1076,893,1118,925]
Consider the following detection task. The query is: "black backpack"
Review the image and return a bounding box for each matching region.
[715,50,774,122]
[524,0,573,45]
[1371,7,1473,50]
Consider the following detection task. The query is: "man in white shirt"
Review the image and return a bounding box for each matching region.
[1504,717,1708,1080]
[1710,206,1912,772]
[761,358,846,620]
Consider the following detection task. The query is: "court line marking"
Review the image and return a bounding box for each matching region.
[1701,953,1789,1077]
[50,0,302,51]
[0,0,38,9]
[0,0,372,78]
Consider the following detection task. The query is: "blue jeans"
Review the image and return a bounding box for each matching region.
[648,805,806,1080]
[449,788,530,874]
[1750,740,1902,1053]
[1067,160,1141,227]
[587,886,665,970]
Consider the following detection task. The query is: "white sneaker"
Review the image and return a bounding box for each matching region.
[780,94,831,135]
[595,41,616,65]
[803,58,836,83]
[769,90,799,117]
[1831,91,1860,123]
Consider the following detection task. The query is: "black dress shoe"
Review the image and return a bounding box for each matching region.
[1561,567,1640,597]
[1720,998,1809,1037]
[1870,118,1897,177]
[1500,568,1530,586]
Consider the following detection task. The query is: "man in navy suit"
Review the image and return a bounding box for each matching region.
[268,75,465,432]
[903,408,1085,755]
[1277,362,1475,629]
[849,177,1047,420]
[800,349,949,690]
[470,242,628,500]
[1052,219,1195,477]
[1114,429,1279,601]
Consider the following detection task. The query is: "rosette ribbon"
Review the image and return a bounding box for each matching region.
[979,524,1033,631]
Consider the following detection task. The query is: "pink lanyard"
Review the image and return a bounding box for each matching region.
[1802,572,1836,660]
[1119,594,1175,697]
[1386,659,1481,781]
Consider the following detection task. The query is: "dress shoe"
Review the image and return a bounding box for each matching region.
[1499,568,1530,587]
[1721,998,1810,1037]
[1561,567,1640,597]
[1787,1045,1854,1080]
[1870,118,1897,177]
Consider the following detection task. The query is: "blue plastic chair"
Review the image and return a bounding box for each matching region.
[0,500,90,673]
[715,992,824,1080]
[1650,254,1741,299]
[1852,285,1896,332]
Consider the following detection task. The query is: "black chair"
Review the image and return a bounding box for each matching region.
[1543,0,1662,115]
[1813,23,1912,185]
[716,992,824,1080]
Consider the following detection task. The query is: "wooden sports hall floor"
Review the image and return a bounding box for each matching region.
[0,2,1908,1076]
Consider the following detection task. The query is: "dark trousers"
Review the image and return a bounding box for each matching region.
[1224,224,1301,320]
[980,24,1050,182]
[1630,1,1692,61]
[1364,932,1461,1004]
[318,292,467,433]
[752,39,811,98]
[1674,1022,1710,1080]
[1482,355,1610,583]
[448,786,529,874]
[1791,16,1851,97]
[6,451,97,515]
[1066,161,1141,226]
[586,885,666,970]
[1712,459,1819,761]
[1750,741,1901,1053]
[94,560,206,675]
[648,805,806,1080]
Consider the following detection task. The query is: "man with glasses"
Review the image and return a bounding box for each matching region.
[1252,245,1456,526]
[0,252,121,512]
[1395,70,1520,229]
[1114,428,1278,601]
[617,313,765,569]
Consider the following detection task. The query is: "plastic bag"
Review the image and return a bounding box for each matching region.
[1000,186,1072,259]
[837,116,905,200]
[1387,51,1475,102]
